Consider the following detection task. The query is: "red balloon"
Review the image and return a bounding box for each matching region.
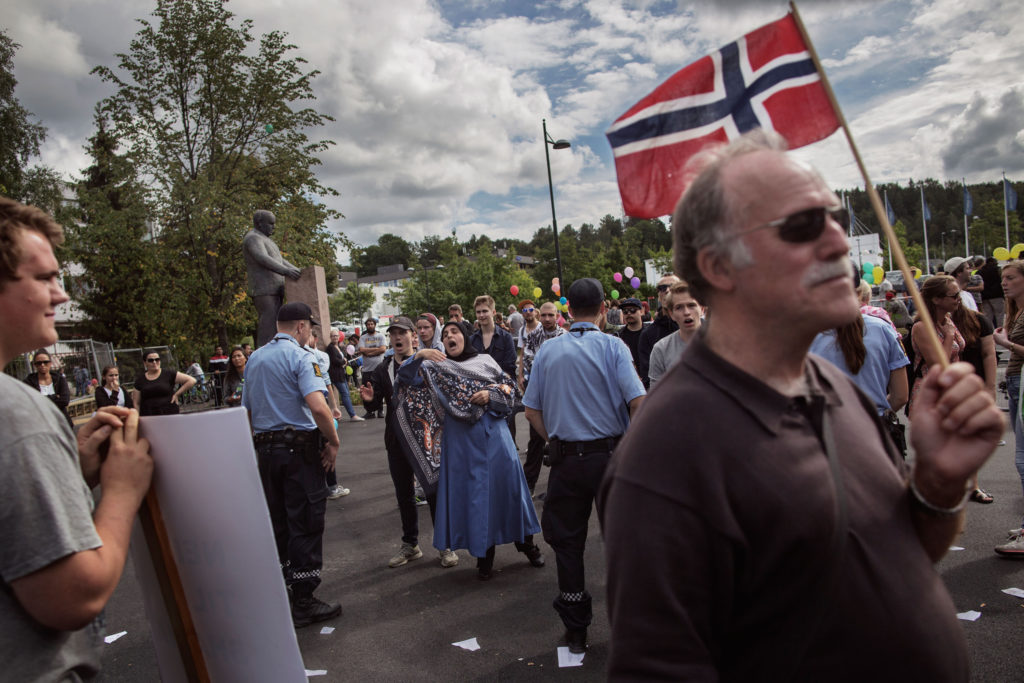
[510,285,520,296]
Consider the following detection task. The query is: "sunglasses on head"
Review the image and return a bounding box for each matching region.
[740,206,849,243]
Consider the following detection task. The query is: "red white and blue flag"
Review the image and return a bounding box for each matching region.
[606,13,839,218]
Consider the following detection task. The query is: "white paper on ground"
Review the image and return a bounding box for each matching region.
[956,610,981,621]
[452,637,481,651]
[131,409,307,682]
[557,646,585,667]
[305,670,327,677]
[104,631,127,644]
[320,626,335,635]
[949,546,965,551]
[1002,587,1024,598]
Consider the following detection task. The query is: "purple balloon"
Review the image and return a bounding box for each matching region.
[630,276,641,289]
[613,272,623,283]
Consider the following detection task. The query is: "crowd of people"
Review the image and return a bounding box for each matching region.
[2,129,1022,680]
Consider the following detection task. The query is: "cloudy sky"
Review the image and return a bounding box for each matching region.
[6,0,1022,261]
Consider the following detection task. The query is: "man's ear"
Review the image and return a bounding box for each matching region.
[697,246,738,294]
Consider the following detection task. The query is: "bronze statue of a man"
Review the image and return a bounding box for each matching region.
[243,210,302,347]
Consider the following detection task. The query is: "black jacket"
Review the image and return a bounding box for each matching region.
[24,370,72,424]
[94,385,134,410]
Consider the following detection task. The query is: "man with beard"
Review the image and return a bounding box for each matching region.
[636,274,681,387]
[599,131,1003,680]
[616,297,645,372]
[647,281,704,386]
[360,317,458,570]
[358,318,387,418]
[519,301,565,493]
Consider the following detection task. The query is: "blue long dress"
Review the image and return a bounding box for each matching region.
[396,355,540,558]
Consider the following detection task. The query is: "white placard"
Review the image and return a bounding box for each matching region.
[130,408,306,682]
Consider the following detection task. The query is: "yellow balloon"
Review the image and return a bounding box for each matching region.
[872,266,884,284]
[911,267,921,280]
[994,247,1011,261]
[1012,243,1024,259]
[533,287,542,298]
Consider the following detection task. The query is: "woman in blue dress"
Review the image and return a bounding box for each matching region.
[394,320,544,579]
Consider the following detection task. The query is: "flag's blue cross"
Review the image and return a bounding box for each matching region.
[607,43,817,150]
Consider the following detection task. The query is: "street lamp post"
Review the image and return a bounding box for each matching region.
[543,119,571,291]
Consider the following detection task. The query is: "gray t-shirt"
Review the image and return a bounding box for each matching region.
[0,373,104,680]
[648,332,690,386]
[359,332,387,372]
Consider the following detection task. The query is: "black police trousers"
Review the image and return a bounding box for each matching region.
[256,440,328,598]
[541,449,612,631]
[385,428,437,546]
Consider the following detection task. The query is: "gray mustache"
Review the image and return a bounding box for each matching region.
[803,260,852,287]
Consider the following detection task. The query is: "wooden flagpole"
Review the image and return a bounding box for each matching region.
[137,488,211,682]
[789,1,948,369]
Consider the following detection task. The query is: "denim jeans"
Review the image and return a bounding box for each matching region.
[1006,371,1024,501]
[333,381,356,418]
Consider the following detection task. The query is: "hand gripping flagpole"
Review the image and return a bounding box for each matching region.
[789,1,948,369]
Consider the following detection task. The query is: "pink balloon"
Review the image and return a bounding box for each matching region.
[557,315,566,326]
[346,345,356,355]
[630,276,641,289]
[613,272,622,283]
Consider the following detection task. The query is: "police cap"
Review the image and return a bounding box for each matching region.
[277,302,319,326]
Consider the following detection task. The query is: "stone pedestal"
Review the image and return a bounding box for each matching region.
[285,265,331,350]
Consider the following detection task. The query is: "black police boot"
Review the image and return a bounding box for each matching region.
[565,627,588,654]
[291,594,342,628]
[522,543,545,568]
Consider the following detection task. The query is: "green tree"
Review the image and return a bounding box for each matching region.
[69,110,163,349]
[0,30,47,199]
[352,233,413,277]
[329,282,375,324]
[92,0,343,349]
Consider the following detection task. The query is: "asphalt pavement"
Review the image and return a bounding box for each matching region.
[96,406,1024,682]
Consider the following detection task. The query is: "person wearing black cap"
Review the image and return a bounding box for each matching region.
[359,316,458,569]
[616,297,645,371]
[522,278,646,654]
[242,301,342,628]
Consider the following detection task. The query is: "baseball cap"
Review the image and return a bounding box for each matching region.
[567,278,604,308]
[944,256,968,274]
[620,297,642,310]
[277,302,319,326]
[389,316,415,332]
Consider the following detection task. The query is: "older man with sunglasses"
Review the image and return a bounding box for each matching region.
[600,131,1004,681]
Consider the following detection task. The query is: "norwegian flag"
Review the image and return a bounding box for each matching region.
[606,13,839,218]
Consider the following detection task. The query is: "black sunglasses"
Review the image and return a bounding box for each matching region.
[33,360,51,366]
[740,206,849,243]
[145,357,161,362]
[656,284,671,292]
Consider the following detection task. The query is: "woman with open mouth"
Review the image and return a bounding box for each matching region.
[394,320,544,580]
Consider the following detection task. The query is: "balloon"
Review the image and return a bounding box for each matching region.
[611,289,619,299]
[346,344,355,355]
[559,296,567,305]
[911,267,922,280]
[630,276,641,289]
[533,287,542,298]
[509,285,519,296]
[624,266,634,278]
[557,315,566,326]
[994,247,1011,260]
[338,332,345,341]
[264,123,274,134]
[552,284,560,294]
[872,266,885,283]
[863,272,874,284]
[862,262,873,273]
[552,277,559,285]
[1012,243,1024,259]
[613,272,623,283]
[345,366,353,375]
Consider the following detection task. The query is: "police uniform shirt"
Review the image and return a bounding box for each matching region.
[242,332,326,433]
[522,321,645,442]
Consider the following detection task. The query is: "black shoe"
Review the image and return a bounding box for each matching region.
[291,595,342,628]
[377,410,385,419]
[523,544,545,568]
[565,628,587,654]
[477,566,493,581]
[363,412,376,419]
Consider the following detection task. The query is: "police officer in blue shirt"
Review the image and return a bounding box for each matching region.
[242,302,342,628]
[523,278,645,654]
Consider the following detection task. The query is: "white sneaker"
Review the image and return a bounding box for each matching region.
[439,548,458,568]
[995,528,1024,558]
[350,414,365,422]
[389,543,423,568]
[327,485,350,499]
